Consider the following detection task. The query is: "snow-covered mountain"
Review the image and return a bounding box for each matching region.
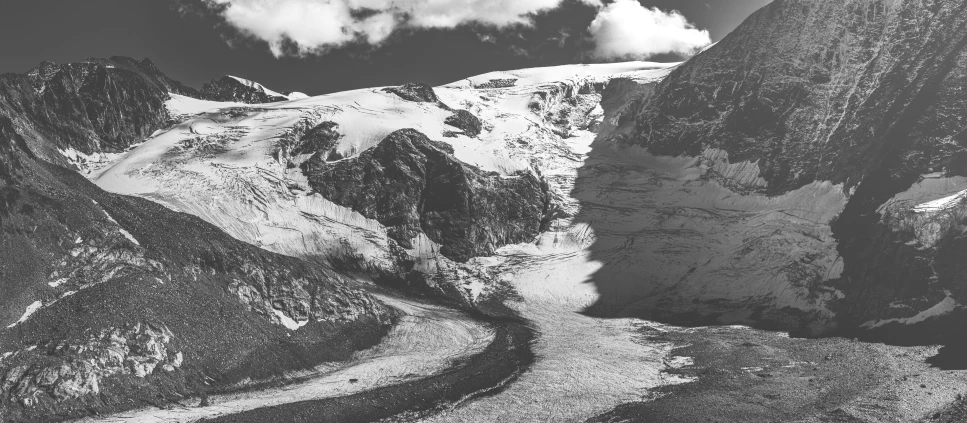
[64,60,692,423]
[80,61,676,306]
[7,1,967,418]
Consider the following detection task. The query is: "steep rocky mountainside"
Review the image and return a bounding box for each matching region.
[0,65,396,419]
[201,75,305,104]
[0,57,180,164]
[611,0,967,341]
[303,128,549,262]
[0,58,297,167]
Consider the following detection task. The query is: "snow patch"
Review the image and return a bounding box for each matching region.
[118,228,140,246]
[165,94,245,118]
[862,295,960,329]
[7,301,43,328]
[444,61,679,89]
[914,189,967,213]
[48,278,68,288]
[95,206,140,246]
[272,309,309,331]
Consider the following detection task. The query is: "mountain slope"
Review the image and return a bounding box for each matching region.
[585,0,967,341]
[201,75,306,104]
[0,70,395,420]
[81,63,675,305]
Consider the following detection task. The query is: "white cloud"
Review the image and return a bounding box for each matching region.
[206,0,601,56]
[588,0,711,60]
[202,0,710,60]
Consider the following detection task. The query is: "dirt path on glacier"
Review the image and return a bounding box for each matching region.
[76,294,530,423]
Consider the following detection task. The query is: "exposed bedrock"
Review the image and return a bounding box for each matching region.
[382,82,442,104]
[200,76,288,104]
[583,0,967,342]
[303,128,552,263]
[0,57,196,165]
[444,109,483,137]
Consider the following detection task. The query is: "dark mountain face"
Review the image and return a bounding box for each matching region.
[623,0,967,341]
[201,75,289,103]
[1,57,186,163]
[303,128,551,263]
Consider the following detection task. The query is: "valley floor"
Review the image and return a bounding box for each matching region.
[76,295,496,423]
[589,325,967,423]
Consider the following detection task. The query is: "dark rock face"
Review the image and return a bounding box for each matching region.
[382,82,442,104]
[633,0,967,196]
[201,76,288,104]
[303,129,550,262]
[0,115,394,420]
[0,57,186,161]
[474,79,517,89]
[444,110,483,137]
[292,121,344,159]
[627,0,967,341]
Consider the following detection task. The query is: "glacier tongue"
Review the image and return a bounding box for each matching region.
[81,61,757,421]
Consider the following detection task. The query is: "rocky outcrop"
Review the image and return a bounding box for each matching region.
[0,57,187,163]
[2,322,183,407]
[287,121,344,160]
[201,75,289,104]
[444,110,482,137]
[382,82,441,104]
[620,0,967,342]
[303,129,551,262]
[0,115,394,421]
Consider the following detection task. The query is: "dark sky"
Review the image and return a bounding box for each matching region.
[0,0,771,95]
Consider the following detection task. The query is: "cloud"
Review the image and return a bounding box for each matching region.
[196,0,710,60]
[202,0,602,57]
[588,0,711,60]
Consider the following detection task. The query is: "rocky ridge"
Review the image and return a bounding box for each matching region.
[609,0,967,341]
[200,75,301,104]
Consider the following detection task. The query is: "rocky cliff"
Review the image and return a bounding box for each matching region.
[0,57,189,165]
[201,75,300,103]
[614,0,967,341]
[303,128,551,263]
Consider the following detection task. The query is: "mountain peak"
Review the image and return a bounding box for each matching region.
[200,74,299,103]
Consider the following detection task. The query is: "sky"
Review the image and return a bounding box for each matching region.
[0,0,771,95]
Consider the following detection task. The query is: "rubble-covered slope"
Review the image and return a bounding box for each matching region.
[606,0,967,341]
[0,113,393,421]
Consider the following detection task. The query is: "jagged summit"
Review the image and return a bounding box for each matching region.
[201,74,302,103]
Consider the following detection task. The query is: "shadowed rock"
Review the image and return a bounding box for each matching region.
[581,0,967,343]
[444,110,482,137]
[382,82,441,104]
[201,76,288,104]
[303,128,550,262]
